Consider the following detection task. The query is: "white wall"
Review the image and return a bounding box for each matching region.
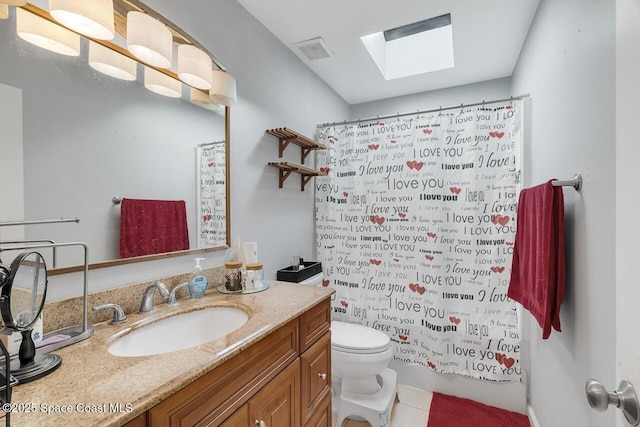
[510,0,616,426]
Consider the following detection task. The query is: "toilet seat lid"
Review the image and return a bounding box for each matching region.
[331,321,391,353]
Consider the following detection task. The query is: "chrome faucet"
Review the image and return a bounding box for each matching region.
[139,281,170,313]
[167,282,189,306]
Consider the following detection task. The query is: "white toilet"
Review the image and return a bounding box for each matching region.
[331,321,397,427]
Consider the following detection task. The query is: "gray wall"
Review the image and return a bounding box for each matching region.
[19,0,349,299]
[350,77,511,120]
[144,0,351,278]
[0,83,24,243]
[510,0,615,425]
[616,2,640,426]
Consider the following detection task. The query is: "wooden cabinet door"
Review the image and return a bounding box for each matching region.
[301,332,331,425]
[300,300,331,353]
[148,320,298,426]
[220,405,248,427]
[249,359,301,427]
[304,393,331,427]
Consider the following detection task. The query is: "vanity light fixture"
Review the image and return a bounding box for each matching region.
[49,0,115,40]
[178,44,212,90]
[88,41,137,81]
[189,88,224,113]
[126,11,172,68]
[16,8,80,56]
[209,69,237,107]
[6,1,237,108]
[144,66,181,98]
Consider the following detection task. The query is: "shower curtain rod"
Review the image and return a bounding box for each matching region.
[317,93,531,128]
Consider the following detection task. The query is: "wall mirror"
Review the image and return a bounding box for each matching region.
[0,0,231,275]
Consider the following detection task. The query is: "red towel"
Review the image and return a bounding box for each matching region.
[507,180,565,339]
[427,392,530,427]
[119,198,190,258]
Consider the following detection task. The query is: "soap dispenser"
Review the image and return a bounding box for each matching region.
[188,258,208,298]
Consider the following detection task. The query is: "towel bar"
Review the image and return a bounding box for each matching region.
[552,174,582,191]
[0,218,79,227]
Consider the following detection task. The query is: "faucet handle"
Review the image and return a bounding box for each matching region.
[93,303,127,325]
[154,281,170,299]
[168,282,190,306]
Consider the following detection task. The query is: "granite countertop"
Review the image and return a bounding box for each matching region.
[7,281,333,426]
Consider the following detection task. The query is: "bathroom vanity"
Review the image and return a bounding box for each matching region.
[8,281,333,427]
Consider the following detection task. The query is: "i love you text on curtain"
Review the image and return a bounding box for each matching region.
[315,101,522,382]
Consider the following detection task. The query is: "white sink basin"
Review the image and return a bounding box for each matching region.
[108,307,249,357]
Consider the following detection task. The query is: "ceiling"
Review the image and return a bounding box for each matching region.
[236,0,540,105]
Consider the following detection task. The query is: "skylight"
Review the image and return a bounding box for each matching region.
[361,14,454,81]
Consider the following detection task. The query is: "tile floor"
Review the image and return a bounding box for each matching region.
[333,384,434,427]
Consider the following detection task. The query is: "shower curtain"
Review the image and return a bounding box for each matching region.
[315,101,522,382]
[197,141,227,248]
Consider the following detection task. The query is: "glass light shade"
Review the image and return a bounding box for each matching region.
[0,4,8,20]
[49,0,115,40]
[209,70,237,106]
[190,88,223,113]
[127,11,172,68]
[144,66,181,98]
[178,44,212,90]
[16,8,80,56]
[0,0,27,6]
[88,41,137,81]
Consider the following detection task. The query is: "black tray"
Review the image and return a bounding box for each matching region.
[276,261,322,283]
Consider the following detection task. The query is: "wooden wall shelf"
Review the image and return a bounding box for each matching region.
[268,162,327,192]
[266,128,326,164]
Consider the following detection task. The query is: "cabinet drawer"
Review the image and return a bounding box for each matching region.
[299,299,331,353]
[148,319,298,427]
[301,332,331,425]
[249,359,301,427]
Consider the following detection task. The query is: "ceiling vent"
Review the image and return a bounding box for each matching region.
[293,37,334,61]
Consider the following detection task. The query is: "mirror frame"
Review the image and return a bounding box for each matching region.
[7,2,233,275]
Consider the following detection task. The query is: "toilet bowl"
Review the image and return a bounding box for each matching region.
[331,321,397,427]
[331,321,393,394]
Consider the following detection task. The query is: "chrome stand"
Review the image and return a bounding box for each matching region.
[0,242,94,353]
[8,330,61,384]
